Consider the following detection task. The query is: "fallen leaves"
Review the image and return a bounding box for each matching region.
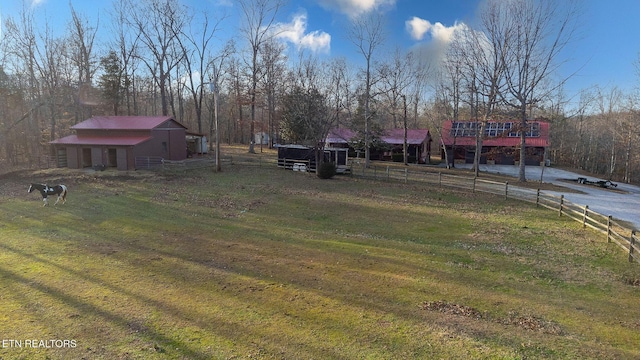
[421,301,564,335]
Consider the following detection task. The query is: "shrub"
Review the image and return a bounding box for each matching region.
[317,161,337,179]
[392,154,404,162]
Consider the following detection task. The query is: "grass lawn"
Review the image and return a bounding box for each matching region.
[0,159,639,359]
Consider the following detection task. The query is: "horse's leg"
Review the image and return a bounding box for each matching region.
[59,185,67,205]
[54,195,60,205]
[43,197,48,206]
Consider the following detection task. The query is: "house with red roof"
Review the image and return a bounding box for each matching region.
[50,116,188,170]
[440,120,550,166]
[326,127,432,163]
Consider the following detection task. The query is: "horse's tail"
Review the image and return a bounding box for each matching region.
[60,185,68,202]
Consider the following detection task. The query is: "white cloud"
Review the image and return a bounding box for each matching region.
[405,16,462,43]
[30,0,46,8]
[274,12,331,54]
[405,18,474,75]
[405,16,430,41]
[318,0,397,18]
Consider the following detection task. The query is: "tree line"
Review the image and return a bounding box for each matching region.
[0,0,638,183]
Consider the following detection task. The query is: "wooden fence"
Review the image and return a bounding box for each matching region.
[350,163,640,264]
[159,156,235,173]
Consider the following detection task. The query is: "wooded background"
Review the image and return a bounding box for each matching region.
[1,0,638,183]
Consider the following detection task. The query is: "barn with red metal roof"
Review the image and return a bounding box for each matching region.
[326,127,432,163]
[440,120,550,166]
[50,116,188,170]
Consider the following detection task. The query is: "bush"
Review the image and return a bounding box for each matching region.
[392,154,404,162]
[317,162,337,179]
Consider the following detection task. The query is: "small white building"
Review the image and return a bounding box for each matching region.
[254,132,270,145]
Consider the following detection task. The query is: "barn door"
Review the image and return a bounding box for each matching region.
[56,148,67,168]
[116,148,128,170]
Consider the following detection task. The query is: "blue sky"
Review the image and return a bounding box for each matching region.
[1,0,639,103]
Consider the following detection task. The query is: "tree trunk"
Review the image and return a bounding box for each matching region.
[518,106,527,182]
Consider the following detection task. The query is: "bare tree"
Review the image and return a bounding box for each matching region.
[68,4,99,121]
[501,0,580,182]
[593,86,623,179]
[109,0,142,115]
[376,48,415,164]
[128,0,188,116]
[454,2,510,177]
[33,21,74,144]
[3,7,44,162]
[226,56,247,144]
[178,10,227,134]
[325,57,355,129]
[237,0,286,153]
[347,12,386,168]
[407,51,431,129]
[619,97,638,183]
[208,40,235,171]
[259,38,287,148]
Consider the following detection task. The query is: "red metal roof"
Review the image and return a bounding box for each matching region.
[326,128,356,144]
[50,135,152,146]
[326,128,431,145]
[440,120,550,147]
[72,116,185,130]
[381,129,431,145]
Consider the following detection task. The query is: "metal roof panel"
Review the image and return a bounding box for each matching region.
[71,116,185,130]
[50,135,152,146]
[440,120,550,147]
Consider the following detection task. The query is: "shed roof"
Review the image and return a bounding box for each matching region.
[380,129,431,145]
[326,128,431,145]
[440,120,550,147]
[72,116,186,130]
[50,135,152,146]
[326,128,356,144]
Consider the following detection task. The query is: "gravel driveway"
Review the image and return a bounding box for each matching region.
[457,164,640,230]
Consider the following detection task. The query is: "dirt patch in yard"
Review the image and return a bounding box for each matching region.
[422,301,564,335]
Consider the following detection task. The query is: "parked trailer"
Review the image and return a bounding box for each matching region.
[577,177,618,188]
[276,145,349,173]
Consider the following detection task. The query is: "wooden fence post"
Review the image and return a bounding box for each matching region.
[404,168,408,183]
[607,216,612,243]
[582,205,589,228]
[505,182,508,200]
[630,230,637,263]
[473,177,477,192]
[439,172,442,188]
[386,166,390,180]
[536,189,540,207]
[559,195,564,216]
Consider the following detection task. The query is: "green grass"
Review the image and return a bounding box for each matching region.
[0,163,639,359]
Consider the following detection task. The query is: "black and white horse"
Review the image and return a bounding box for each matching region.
[28,183,68,206]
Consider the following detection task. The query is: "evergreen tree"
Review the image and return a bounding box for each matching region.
[280,86,331,146]
[98,50,124,115]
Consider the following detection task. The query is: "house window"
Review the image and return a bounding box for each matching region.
[450,121,479,137]
[162,142,168,153]
[485,122,498,137]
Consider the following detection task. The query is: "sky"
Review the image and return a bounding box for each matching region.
[1,0,640,107]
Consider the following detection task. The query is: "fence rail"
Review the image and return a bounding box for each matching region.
[135,156,164,170]
[350,163,640,264]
